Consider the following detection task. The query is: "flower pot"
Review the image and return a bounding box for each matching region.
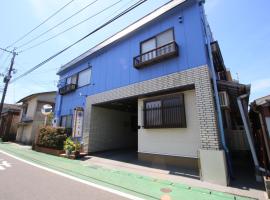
[65,149,72,157]
[74,151,80,159]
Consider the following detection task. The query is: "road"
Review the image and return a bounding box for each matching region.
[0,152,129,200]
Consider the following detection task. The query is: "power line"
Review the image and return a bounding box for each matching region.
[0,47,14,54]
[19,0,126,53]
[6,0,75,49]
[11,0,147,83]
[16,0,99,50]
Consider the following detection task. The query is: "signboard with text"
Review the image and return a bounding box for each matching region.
[72,107,84,138]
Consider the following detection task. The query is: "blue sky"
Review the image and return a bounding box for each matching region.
[0,0,269,103]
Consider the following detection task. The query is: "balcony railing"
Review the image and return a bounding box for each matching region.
[59,83,77,95]
[19,115,33,124]
[134,42,179,68]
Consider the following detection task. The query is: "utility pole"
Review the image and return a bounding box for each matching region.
[0,51,17,115]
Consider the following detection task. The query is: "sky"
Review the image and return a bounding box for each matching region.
[0,0,269,104]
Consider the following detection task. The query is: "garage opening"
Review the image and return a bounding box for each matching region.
[91,98,138,153]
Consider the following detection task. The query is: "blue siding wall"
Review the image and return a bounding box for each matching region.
[56,1,208,116]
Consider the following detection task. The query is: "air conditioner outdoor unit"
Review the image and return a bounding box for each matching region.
[219,91,230,108]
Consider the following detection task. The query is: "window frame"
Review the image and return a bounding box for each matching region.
[66,74,78,85]
[143,93,186,129]
[60,114,73,129]
[139,28,175,55]
[77,67,92,88]
[65,67,91,89]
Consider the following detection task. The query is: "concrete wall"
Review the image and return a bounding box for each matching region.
[16,125,33,145]
[88,106,137,152]
[36,93,56,104]
[138,90,200,158]
[25,97,37,119]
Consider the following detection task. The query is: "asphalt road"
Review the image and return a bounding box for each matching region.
[0,152,129,200]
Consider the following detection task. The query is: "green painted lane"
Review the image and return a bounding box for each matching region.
[0,142,255,200]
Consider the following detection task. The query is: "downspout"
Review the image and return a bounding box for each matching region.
[201,7,233,178]
[237,94,266,180]
[55,94,63,127]
[254,108,270,165]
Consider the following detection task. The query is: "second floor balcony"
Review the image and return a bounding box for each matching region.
[18,114,33,125]
[59,83,77,95]
[133,41,179,69]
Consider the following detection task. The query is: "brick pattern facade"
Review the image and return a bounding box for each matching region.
[82,65,221,152]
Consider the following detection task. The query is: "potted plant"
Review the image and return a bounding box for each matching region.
[64,137,75,157]
[74,140,81,159]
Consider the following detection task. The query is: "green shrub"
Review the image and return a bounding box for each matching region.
[37,126,67,150]
[64,137,75,152]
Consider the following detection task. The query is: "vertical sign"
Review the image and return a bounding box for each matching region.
[72,107,84,138]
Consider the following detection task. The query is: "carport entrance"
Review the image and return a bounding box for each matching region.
[90,98,138,152]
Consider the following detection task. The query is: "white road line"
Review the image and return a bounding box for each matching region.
[0,159,12,170]
[0,150,145,200]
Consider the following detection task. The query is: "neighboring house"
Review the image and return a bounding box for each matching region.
[249,95,270,174]
[54,0,250,185]
[16,91,56,145]
[0,104,21,141]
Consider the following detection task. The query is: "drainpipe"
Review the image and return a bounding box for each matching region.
[201,8,233,178]
[54,94,62,127]
[253,107,270,165]
[237,94,265,181]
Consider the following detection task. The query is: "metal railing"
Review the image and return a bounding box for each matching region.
[143,104,186,129]
[20,114,33,123]
[134,42,178,68]
[59,83,77,95]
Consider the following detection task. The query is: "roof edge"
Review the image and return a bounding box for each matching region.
[17,91,57,103]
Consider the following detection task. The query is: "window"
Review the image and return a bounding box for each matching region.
[141,38,156,62]
[22,104,28,115]
[134,29,177,68]
[61,115,73,128]
[78,68,91,87]
[145,100,162,126]
[141,29,174,54]
[157,29,174,47]
[144,94,186,128]
[66,74,77,85]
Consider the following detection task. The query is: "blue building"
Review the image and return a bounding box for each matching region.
[55,0,250,185]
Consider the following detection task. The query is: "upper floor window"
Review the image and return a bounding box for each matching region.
[141,29,174,55]
[78,68,91,87]
[66,74,77,85]
[59,68,91,95]
[22,104,28,116]
[134,29,178,68]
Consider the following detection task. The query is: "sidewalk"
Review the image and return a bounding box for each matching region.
[0,142,259,200]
